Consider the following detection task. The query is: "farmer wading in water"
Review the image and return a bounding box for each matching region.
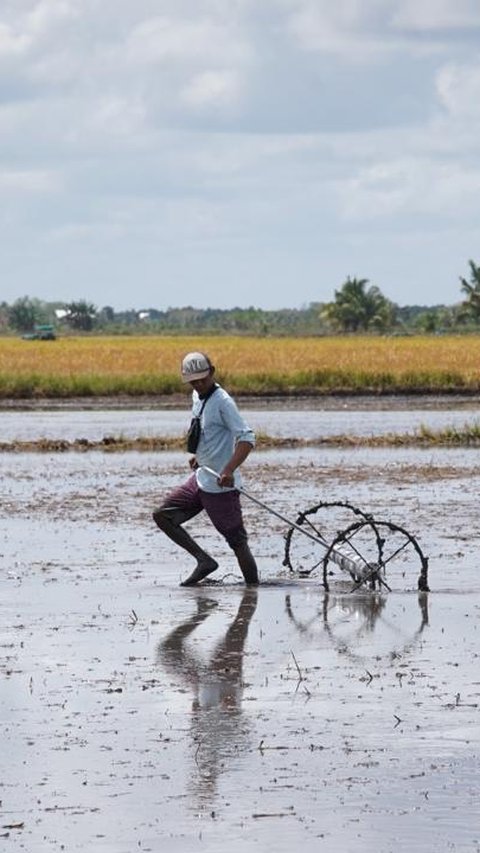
[153,351,259,587]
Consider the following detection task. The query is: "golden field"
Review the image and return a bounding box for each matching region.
[0,334,479,397]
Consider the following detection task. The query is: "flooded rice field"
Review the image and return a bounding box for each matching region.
[1,400,480,852]
[2,394,480,442]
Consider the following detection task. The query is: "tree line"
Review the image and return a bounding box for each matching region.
[3,260,480,337]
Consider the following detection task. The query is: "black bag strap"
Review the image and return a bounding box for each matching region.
[196,383,218,416]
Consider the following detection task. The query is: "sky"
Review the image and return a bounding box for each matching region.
[1,0,480,312]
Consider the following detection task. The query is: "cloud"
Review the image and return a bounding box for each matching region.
[392,0,480,31]
[0,0,480,309]
[0,167,60,193]
[0,0,79,65]
[26,0,78,35]
[284,0,480,59]
[181,69,244,111]
[126,15,249,66]
[85,95,148,138]
[436,60,480,119]
[337,157,480,222]
[0,21,31,56]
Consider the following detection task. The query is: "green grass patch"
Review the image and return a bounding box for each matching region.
[2,423,480,452]
[0,372,183,398]
[223,368,472,395]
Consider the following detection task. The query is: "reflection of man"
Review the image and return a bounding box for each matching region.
[153,351,259,587]
[157,590,258,802]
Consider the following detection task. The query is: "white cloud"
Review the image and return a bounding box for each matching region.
[0,21,31,55]
[0,0,79,61]
[284,0,480,60]
[0,168,60,192]
[25,0,79,37]
[181,69,243,111]
[47,222,125,242]
[337,158,480,221]
[436,60,480,119]
[87,95,148,137]
[285,0,389,58]
[392,0,480,31]
[126,15,249,66]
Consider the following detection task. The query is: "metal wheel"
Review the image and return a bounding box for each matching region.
[282,500,375,576]
[322,518,429,592]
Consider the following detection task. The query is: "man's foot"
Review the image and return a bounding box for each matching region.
[180,558,219,587]
[233,541,259,585]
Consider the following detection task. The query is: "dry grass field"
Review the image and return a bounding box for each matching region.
[0,334,479,396]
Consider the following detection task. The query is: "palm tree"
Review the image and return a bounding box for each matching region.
[322,277,396,333]
[63,301,97,332]
[459,260,480,323]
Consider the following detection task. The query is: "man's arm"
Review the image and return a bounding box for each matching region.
[218,440,254,488]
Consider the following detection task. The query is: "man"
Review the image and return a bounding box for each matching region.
[153,351,259,586]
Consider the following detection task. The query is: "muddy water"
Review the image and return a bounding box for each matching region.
[1,419,480,850]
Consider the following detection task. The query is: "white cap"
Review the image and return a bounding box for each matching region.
[181,351,212,383]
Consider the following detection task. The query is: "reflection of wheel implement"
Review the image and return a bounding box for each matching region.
[283,502,429,592]
[285,590,430,664]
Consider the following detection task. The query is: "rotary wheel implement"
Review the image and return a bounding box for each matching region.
[282,500,429,593]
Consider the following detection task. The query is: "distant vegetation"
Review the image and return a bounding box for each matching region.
[2,260,480,337]
[1,334,480,398]
[1,260,480,399]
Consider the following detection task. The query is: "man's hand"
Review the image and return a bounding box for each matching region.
[218,470,234,488]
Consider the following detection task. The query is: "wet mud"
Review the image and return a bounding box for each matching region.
[1,407,480,852]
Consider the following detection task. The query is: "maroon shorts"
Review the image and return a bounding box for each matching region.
[158,473,247,548]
